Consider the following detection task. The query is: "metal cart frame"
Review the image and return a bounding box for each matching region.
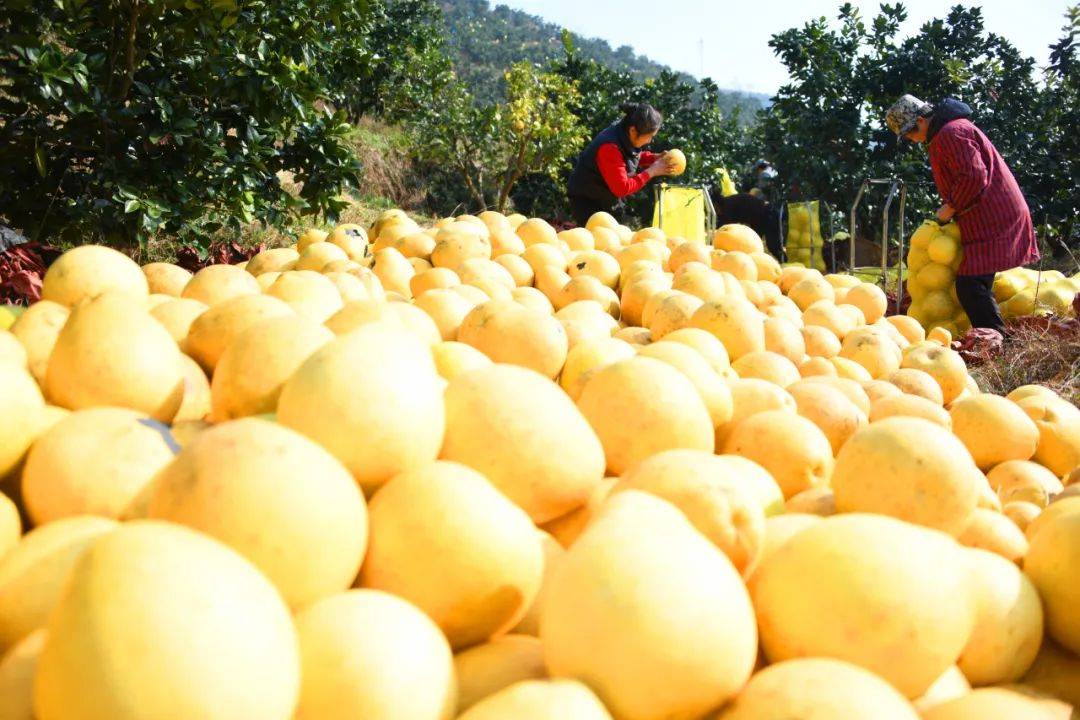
[849,178,907,314]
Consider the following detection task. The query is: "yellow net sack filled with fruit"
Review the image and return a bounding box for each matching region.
[905,220,970,336]
[785,201,825,271]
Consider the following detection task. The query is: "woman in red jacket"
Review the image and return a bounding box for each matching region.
[567,103,678,226]
[886,94,1040,334]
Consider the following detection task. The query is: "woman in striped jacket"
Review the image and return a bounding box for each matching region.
[886,94,1040,334]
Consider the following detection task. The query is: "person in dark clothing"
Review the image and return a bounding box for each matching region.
[567,103,678,226]
[712,191,784,259]
[886,94,1040,334]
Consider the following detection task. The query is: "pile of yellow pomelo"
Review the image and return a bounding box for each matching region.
[785,202,826,272]
[994,267,1080,320]
[1,207,1079,720]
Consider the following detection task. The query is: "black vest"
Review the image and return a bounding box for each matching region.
[567,123,642,207]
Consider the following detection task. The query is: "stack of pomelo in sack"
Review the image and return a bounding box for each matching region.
[785,201,826,272]
[905,220,971,341]
[0,208,1077,720]
[994,267,1080,320]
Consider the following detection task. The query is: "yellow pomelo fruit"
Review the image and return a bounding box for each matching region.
[918,262,955,291]
[298,227,331,251]
[1009,384,1059,404]
[371,247,416,298]
[723,411,833,499]
[264,270,344,322]
[788,276,835,311]
[478,210,511,234]
[567,250,621,289]
[457,300,567,379]
[665,148,687,175]
[246,247,300,276]
[612,449,766,575]
[762,317,805,363]
[0,517,117,653]
[713,224,764,254]
[0,628,44,720]
[493,254,534,286]
[987,460,1063,507]
[717,377,796,446]
[956,548,1043,685]
[1022,639,1080,709]
[22,407,176,524]
[830,355,874,382]
[912,666,971,714]
[1032,415,1080,478]
[1003,501,1043,532]
[870,392,952,427]
[788,381,867,455]
[149,297,207,343]
[459,679,611,720]
[292,589,455,720]
[798,376,871,414]
[42,245,148,307]
[541,491,756,719]
[326,299,440,346]
[184,292,293,372]
[668,242,711,274]
[921,687,1071,720]
[148,419,366,608]
[689,295,765,361]
[210,315,333,421]
[910,220,939,250]
[0,367,44,481]
[801,324,841,358]
[901,343,968,404]
[523,243,568,276]
[646,292,702,339]
[590,227,621,254]
[454,635,547,713]
[833,417,979,535]
[661,327,730,372]
[1025,496,1080,543]
[750,513,976,698]
[431,340,492,381]
[712,251,758,282]
[731,350,801,387]
[278,323,444,495]
[631,226,665,245]
[585,212,618,232]
[560,337,636,400]
[415,288,475,341]
[411,267,461,296]
[556,278,619,318]
[441,364,604,523]
[927,234,960,265]
[1024,508,1080,654]
[181,263,259,306]
[958,507,1029,563]
[636,341,733,429]
[803,300,857,339]
[359,461,542,650]
[34,521,299,720]
[717,658,920,720]
[511,532,564,636]
[862,378,902,403]
[141,262,192,297]
[618,278,668,327]
[785,487,836,516]
[841,282,888,324]
[9,301,69,384]
[889,367,944,404]
[577,357,714,475]
[325,270,378,303]
[950,394,1039,469]
[515,218,558,247]
[839,328,901,379]
[756,514,824,570]
[45,293,185,421]
[559,228,595,252]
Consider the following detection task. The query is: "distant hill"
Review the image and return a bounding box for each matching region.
[438,0,768,116]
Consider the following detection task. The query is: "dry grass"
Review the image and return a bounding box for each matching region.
[970,320,1080,405]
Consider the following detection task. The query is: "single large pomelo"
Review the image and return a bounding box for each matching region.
[577,357,714,475]
[33,521,299,720]
[148,297,207,343]
[832,417,980,535]
[988,460,1064,507]
[689,295,764,361]
[749,513,976,698]
[0,367,44,481]
[458,300,568,379]
[560,337,636,400]
[431,340,492,381]
[0,629,45,720]
[870,392,952,427]
[359,461,542,650]
[717,658,920,720]
[181,263,260,306]
[246,247,300,276]
[950,394,1039,469]
[141,262,192,297]
[454,635,548,713]
[788,381,867,455]
[1021,639,1080,709]
[183,293,294,372]
[723,411,833,499]
[637,341,733,429]
[0,517,118,653]
[612,449,766,575]
[440,365,605,523]
[9,301,69,384]
[42,245,148,307]
[44,293,185,421]
[148,419,366,608]
[277,323,445,495]
[210,315,333,421]
[957,548,1043,686]
[921,687,1072,720]
[293,589,455,720]
[326,299,440,346]
[713,224,764,254]
[900,343,968,404]
[22,408,177,525]
[458,680,612,720]
[541,491,757,720]
[1024,508,1080,654]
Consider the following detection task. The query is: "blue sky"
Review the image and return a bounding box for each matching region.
[497,0,1072,95]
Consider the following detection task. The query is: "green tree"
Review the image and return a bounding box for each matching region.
[0,0,442,249]
[410,61,586,213]
[1041,6,1080,248]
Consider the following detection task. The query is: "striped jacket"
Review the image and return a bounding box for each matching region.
[928,117,1039,276]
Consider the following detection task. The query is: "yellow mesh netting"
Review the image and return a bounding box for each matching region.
[785,200,825,271]
[651,185,708,242]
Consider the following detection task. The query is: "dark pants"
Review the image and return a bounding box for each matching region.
[569,195,612,227]
[955,274,1005,334]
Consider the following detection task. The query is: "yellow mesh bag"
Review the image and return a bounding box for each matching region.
[651,185,708,243]
[784,200,825,271]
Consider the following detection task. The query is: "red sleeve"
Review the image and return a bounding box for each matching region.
[935,126,990,213]
[638,151,658,169]
[596,143,652,198]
